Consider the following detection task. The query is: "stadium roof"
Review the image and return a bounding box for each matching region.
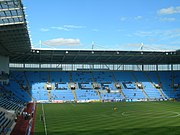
[0,0,31,56]
[9,49,180,64]
[0,0,180,65]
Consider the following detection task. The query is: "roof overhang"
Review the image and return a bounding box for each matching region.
[9,49,180,64]
[0,0,31,56]
[0,0,179,65]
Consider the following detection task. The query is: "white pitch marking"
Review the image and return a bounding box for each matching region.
[121,111,180,118]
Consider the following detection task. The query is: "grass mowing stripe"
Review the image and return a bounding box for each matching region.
[42,104,48,135]
[34,101,180,135]
[34,104,45,135]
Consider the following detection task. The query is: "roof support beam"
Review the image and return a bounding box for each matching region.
[73,54,78,62]
[0,21,24,26]
[50,50,54,62]
[0,15,23,20]
[0,7,20,12]
[0,41,10,54]
[61,54,66,62]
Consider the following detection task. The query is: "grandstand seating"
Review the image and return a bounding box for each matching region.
[133,72,163,99]
[158,71,180,99]
[100,90,123,101]
[122,89,145,101]
[0,70,179,134]
[93,71,114,83]
[7,71,32,102]
[76,89,99,101]
[0,85,25,112]
[79,83,93,89]
[173,71,180,98]
[51,90,74,101]
[31,83,48,101]
[0,109,14,134]
[0,84,26,134]
[71,71,92,82]
[101,83,116,90]
[2,71,179,103]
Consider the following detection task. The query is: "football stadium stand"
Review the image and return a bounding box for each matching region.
[3,71,179,103]
[0,0,180,135]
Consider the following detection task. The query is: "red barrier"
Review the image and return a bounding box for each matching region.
[11,103,35,135]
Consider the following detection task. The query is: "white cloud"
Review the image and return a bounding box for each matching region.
[158,6,180,15]
[120,16,143,21]
[64,25,85,29]
[42,38,80,46]
[117,29,124,32]
[134,16,142,20]
[40,28,49,32]
[135,29,179,37]
[120,17,127,21]
[51,26,70,31]
[125,43,178,50]
[134,31,155,37]
[92,29,100,32]
[51,25,85,31]
[134,29,180,42]
[159,17,176,22]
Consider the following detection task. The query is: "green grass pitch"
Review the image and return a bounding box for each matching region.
[34,101,180,135]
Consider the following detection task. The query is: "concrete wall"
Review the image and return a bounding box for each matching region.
[0,55,9,84]
[0,55,9,74]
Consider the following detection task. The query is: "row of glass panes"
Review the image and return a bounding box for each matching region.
[0,10,22,17]
[0,17,23,24]
[0,1,19,9]
[9,63,180,71]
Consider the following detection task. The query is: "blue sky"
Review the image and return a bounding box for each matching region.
[23,0,180,50]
